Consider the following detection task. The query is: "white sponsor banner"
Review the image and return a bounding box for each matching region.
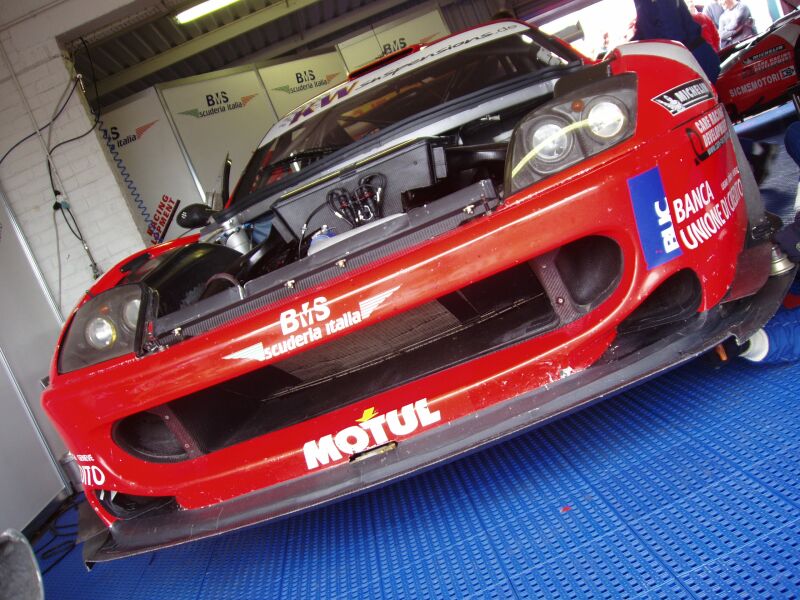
[159,68,278,198]
[338,9,449,71]
[99,88,204,244]
[259,51,347,118]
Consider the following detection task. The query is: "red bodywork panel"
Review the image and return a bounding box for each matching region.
[717,13,800,120]
[43,30,761,553]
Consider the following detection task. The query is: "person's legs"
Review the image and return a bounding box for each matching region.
[784,121,800,168]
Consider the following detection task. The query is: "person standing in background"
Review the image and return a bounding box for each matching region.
[632,0,721,83]
[687,0,721,50]
[718,0,756,47]
[703,0,724,27]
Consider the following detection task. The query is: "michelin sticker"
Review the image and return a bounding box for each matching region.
[628,166,744,269]
[652,79,713,116]
[223,286,400,362]
[303,399,441,470]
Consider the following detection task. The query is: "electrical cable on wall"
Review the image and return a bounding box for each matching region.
[0,78,77,167]
[0,37,104,288]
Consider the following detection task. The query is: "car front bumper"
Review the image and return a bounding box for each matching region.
[80,255,793,563]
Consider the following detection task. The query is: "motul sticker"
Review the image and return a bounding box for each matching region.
[223,286,400,362]
[303,399,441,469]
[652,79,713,115]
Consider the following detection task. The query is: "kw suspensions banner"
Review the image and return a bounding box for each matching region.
[159,68,278,196]
[100,88,204,244]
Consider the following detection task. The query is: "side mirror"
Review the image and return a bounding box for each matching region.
[177,203,216,229]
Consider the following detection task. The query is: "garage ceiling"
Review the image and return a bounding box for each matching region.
[63,0,591,108]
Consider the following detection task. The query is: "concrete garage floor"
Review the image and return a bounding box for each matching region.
[37,105,800,599]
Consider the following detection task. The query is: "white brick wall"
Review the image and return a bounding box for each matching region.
[0,0,145,317]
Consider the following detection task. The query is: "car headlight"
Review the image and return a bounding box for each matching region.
[506,72,637,194]
[85,317,117,350]
[531,119,573,162]
[59,284,154,373]
[586,99,626,139]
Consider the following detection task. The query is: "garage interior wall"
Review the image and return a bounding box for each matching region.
[0,0,145,317]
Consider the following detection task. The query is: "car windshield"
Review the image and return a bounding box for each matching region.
[232,27,579,204]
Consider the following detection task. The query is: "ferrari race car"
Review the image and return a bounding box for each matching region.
[716,9,800,120]
[43,21,793,563]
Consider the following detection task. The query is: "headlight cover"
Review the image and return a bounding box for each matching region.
[506,73,637,194]
[59,284,153,373]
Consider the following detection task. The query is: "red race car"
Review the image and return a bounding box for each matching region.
[43,22,792,563]
[716,10,800,120]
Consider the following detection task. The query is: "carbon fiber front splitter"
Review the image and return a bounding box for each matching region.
[81,253,794,565]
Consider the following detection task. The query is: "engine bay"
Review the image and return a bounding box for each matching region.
[116,90,562,347]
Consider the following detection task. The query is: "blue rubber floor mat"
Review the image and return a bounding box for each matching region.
[39,358,800,599]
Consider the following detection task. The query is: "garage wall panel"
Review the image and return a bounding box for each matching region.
[159,68,278,197]
[0,191,67,531]
[100,89,204,244]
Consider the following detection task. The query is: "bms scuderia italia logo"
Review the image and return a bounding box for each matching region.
[104,120,158,148]
[179,91,259,118]
[223,286,401,362]
[272,71,341,95]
